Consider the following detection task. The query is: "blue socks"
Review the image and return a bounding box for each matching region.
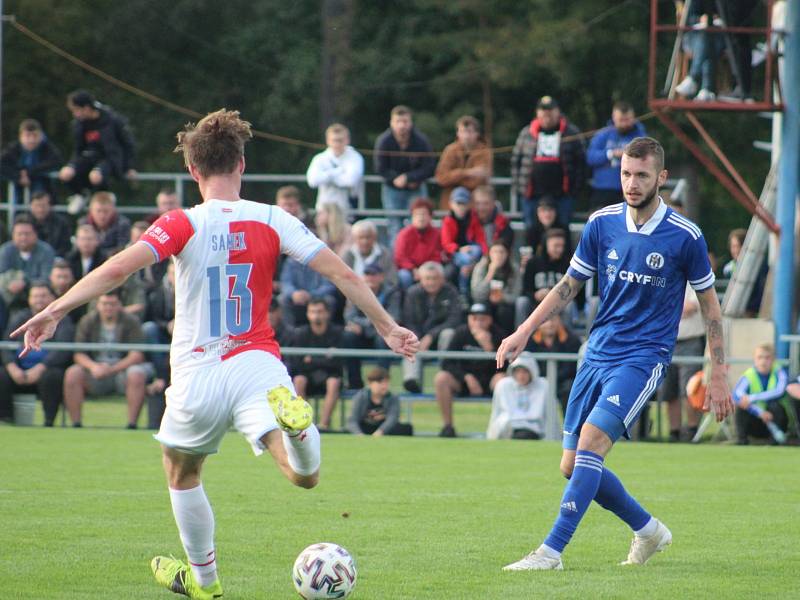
[594,466,651,532]
[544,450,605,553]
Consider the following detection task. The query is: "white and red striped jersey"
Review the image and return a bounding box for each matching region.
[139,199,325,371]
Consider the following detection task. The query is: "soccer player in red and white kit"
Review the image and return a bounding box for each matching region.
[13,109,419,600]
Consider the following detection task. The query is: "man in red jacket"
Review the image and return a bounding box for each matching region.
[394,197,443,290]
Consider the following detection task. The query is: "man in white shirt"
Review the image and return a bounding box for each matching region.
[306,123,364,216]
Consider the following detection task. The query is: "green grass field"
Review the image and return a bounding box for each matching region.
[3,413,799,599]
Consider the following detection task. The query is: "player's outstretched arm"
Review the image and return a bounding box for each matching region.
[696,287,734,422]
[495,274,584,368]
[11,243,155,357]
[307,248,419,360]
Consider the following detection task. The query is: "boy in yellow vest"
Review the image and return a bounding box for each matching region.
[733,343,789,444]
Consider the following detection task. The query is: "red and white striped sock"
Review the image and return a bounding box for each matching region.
[169,484,218,587]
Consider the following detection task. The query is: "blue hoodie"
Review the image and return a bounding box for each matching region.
[586,120,647,191]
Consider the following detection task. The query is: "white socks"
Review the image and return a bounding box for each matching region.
[634,517,658,538]
[169,484,218,587]
[284,424,321,476]
[539,544,562,559]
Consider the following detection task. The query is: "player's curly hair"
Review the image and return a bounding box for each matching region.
[175,109,253,177]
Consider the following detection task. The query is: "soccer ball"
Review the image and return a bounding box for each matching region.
[292,542,357,599]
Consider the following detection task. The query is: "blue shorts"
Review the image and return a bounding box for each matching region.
[562,361,667,450]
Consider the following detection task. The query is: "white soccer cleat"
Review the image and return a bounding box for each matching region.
[502,547,563,571]
[620,519,672,565]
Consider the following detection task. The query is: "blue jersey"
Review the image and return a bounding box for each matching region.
[567,200,714,366]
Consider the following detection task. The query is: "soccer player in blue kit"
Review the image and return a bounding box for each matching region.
[497,137,734,570]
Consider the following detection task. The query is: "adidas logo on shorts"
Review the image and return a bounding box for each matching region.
[561,501,578,512]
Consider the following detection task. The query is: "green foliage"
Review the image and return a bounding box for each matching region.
[1,0,771,252]
[2,424,799,598]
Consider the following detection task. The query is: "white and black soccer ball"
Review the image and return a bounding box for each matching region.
[292,542,357,599]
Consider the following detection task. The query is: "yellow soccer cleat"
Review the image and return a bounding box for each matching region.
[151,556,223,600]
[268,385,313,434]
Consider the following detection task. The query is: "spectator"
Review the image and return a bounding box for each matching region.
[279,256,338,327]
[49,257,86,323]
[0,118,63,201]
[78,191,131,255]
[394,197,443,290]
[342,263,402,389]
[26,191,72,257]
[486,352,560,441]
[656,283,705,442]
[142,260,176,385]
[0,215,55,324]
[306,123,364,216]
[314,203,351,256]
[470,240,521,336]
[441,186,484,297]
[374,105,436,241]
[402,261,462,393]
[586,101,646,209]
[290,298,344,430]
[341,219,396,285]
[524,195,570,259]
[346,366,412,436]
[434,303,505,437]
[268,298,294,347]
[517,228,570,325]
[524,313,581,415]
[472,185,513,252]
[128,219,167,293]
[675,1,725,102]
[0,282,74,426]
[66,223,106,281]
[64,289,152,429]
[718,0,758,102]
[733,343,791,445]
[146,188,182,224]
[58,90,136,213]
[275,185,314,231]
[434,115,492,210]
[722,227,767,316]
[511,95,585,228]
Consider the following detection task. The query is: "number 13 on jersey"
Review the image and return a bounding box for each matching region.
[206,263,253,336]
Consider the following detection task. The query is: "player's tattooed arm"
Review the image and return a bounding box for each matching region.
[696,286,734,421]
[538,275,584,325]
[697,288,726,366]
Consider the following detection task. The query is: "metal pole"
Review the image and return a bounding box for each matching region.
[774,0,799,359]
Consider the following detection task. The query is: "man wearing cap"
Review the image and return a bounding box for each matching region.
[511,96,585,228]
[58,90,137,211]
[342,263,403,388]
[433,302,505,437]
[586,101,646,209]
[434,115,493,210]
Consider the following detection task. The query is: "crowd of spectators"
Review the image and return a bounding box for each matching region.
[1,90,791,444]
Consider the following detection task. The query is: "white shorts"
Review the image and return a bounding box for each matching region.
[154,350,295,456]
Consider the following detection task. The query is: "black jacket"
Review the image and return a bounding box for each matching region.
[69,104,135,175]
[28,211,73,257]
[374,127,436,188]
[2,310,74,369]
[66,247,106,280]
[0,137,63,192]
[402,282,463,340]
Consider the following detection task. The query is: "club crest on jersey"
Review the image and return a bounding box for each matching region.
[606,264,618,282]
[211,232,247,252]
[646,252,665,270]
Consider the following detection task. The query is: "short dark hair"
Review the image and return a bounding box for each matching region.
[52,258,71,270]
[100,288,122,299]
[67,90,96,108]
[456,115,480,131]
[276,185,301,203]
[31,190,52,203]
[19,118,42,133]
[472,184,496,202]
[543,228,568,243]
[366,366,390,383]
[391,105,413,118]
[28,280,55,296]
[613,100,634,114]
[308,296,330,311]
[623,137,664,171]
[13,214,36,229]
